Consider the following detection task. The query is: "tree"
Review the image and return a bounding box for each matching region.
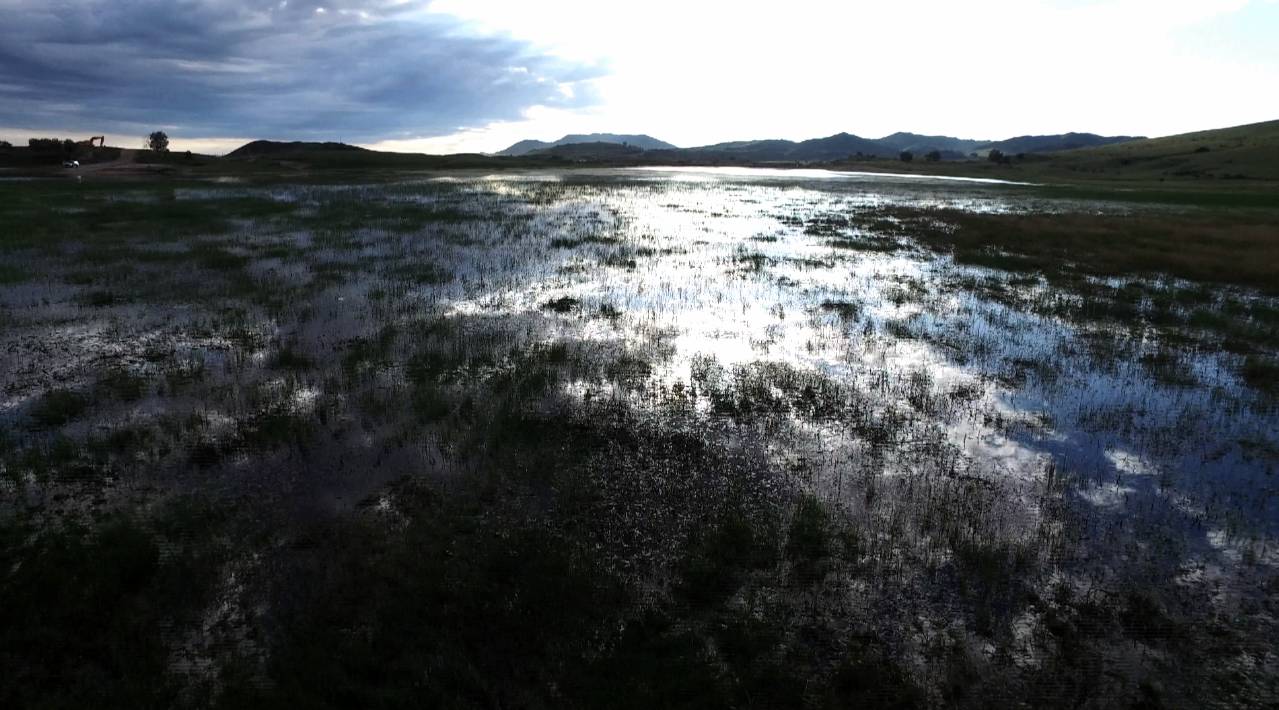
[987,148,1006,164]
[29,138,73,153]
[899,150,913,163]
[0,140,11,149]
[147,131,169,152]
[924,150,941,162]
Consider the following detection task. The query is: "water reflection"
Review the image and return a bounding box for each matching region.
[634,164,1040,185]
[3,169,1275,697]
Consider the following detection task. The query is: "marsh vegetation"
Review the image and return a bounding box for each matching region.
[1,169,1276,708]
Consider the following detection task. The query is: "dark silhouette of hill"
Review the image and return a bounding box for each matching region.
[673,139,802,161]
[499,139,556,156]
[495,130,1144,163]
[526,142,646,159]
[676,133,891,161]
[981,132,1141,155]
[226,132,1145,166]
[663,132,1142,162]
[207,120,1275,182]
[227,140,368,158]
[790,133,892,160]
[875,132,990,156]
[497,133,676,156]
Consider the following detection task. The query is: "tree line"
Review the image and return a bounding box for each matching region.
[12,131,170,153]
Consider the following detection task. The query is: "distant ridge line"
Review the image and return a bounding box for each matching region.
[494,130,1145,161]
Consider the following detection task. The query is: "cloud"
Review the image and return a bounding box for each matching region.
[426,0,1279,148]
[0,0,604,141]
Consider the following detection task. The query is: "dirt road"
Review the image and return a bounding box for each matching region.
[71,148,142,175]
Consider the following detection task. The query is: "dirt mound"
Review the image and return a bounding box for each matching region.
[227,140,368,158]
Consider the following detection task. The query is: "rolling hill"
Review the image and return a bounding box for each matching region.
[982,132,1142,156]
[675,133,894,162]
[685,133,885,161]
[665,131,1142,163]
[789,133,893,160]
[1040,119,1279,180]
[875,132,990,156]
[524,142,646,159]
[227,140,368,158]
[211,120,1277,183]
[492,129,1146,163]
[497,133,677,156]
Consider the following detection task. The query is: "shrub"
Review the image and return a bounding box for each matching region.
[28,137,72,154]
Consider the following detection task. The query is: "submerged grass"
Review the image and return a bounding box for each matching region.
[0,173,1275,708]
[877,206,1279,293]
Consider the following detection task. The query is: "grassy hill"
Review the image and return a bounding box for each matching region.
[814,119,1279,194]
[986,132,1141,156]
[876,132,989,157]
[1040,119,1279,181]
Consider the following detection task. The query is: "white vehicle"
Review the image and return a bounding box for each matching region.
[62,159,80,168]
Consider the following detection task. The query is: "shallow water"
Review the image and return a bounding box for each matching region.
[3,168,1276,705]
[633,164,1040,185]
[6,170,1276,533]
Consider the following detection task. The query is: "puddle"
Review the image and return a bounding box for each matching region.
[3,168,1276,704]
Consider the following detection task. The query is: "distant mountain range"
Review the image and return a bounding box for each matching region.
[498,131,1143,161]
[139,119,1279,181]
[223,130,1147,166]
[497,133,677,156]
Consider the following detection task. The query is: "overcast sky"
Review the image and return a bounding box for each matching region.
[2,0,1276,153]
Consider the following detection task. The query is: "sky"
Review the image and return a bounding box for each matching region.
[1,0,1276,154]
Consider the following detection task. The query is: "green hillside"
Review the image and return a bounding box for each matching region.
[1044,119,1279,181]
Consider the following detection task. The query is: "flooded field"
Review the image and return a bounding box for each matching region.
[2,169,1277,707]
